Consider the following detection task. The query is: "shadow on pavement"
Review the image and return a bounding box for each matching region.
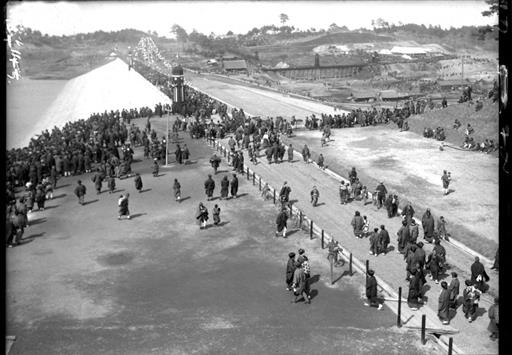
[55,184,70,190]
[130,213,147,219]
[179,196,191,202]
[52,193,67,199]
[217,221,230,227]
[29,217,47,226]
[140,188,152,193]
[43,205,59,210]
[83,199,99,206]
[23,232,45,240]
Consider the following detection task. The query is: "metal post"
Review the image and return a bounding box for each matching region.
[310,220,313,239]
[349,253,353,275]
[448,337,453,355]
[321,230,325,248]
[397,287,402,327]
[366,259,369,274]
[421,314,426,345]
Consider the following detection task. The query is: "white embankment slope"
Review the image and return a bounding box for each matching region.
[32,58,172,138]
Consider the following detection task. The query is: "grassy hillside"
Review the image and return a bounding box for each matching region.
[407,98,499,147]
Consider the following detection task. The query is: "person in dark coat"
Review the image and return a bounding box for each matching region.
[414,242,426,269]
[34,185,46,211]
[351,211,364,238]
[421,208,435,243]
[441,170,450,195]
[301,144,311,163]
[275,208,288,238]
[152,158,159,177]
[470,256,489,292]
[438,281,450,324]
[92,169,104,194]
[369,228,379,256]
[448,272,460,309]
[210,154,221,174]
[175,144,183,164]
[182,144,190,164]
[291,261,310,304]
[173,178,181,202]
[405,244,417,281]
[212,204,221,225]
[204,174,216,201]
[378,225,390,255]
[488,297,499,339]
[401,202,415,225]
[375,182,387,209]
[74,180,86,205]
[287,144,294,162]
[397,220,410,254]
[220,176,229,199]
[230,174,239,199]
[108,175,116,193]
[365,269,382,309]
[286,252,296,291]
[409,219,419,244]
[279,181,291,203]
[407,269,422,310]
[463,279,481,322]
[134,173,143,193]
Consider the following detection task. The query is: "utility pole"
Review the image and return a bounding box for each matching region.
[165,110,169,166]
[461,54,464,87]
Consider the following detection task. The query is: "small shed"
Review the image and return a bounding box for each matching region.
[223,59,248,72]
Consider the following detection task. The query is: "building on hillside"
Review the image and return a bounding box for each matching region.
[436,79,467,91]
[350,92,377,102]
[379,90,411,101]
[390,46,428,58]
[223,59,248,73]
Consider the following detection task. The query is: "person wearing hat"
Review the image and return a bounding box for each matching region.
[230,174,239,199]
[448,272,460,309]
[462,279,481,322]
[118,193,130,220]
[438,281,450,325]
[152,158,159,177]
[286,252,296,291]
[74,179,86,205]
[204,174,215,201]
[365,269,382,309]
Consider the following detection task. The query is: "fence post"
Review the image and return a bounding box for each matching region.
[366,259,369,274]
[259,177,261,191]
[246,167,250,180]
[421,314,426,345]
[448,337,453,355]
[321,230,325,248]
[349,253,353,275]
[273,190,276,204]
[310,220,313,239]
[252,172,255,185]
[397,287,402,327]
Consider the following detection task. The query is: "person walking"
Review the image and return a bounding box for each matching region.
[438,281,451,325]
[463,280,481,322]
[92,168,104,194]
[407,269,422,311]
[220,175,229,200]
[204,174,215,201]
[275,208,288,238]
[286,252,296,291]
[152,158,159,177]
[134,173,143,193]
[397,219,410,254]
[448,272,460,309]
[317,154,326,170]
[421,208,435,243]
[369,228,380,256]
[365,269,383,309]
[291,261,311,304]
[377,225,390,255]
[302,144,311,163]
[108,175,116,194]
[210,154,221,174]
[74,180,86,205]
[230,174,239,199]
[351,211,364,238]
[310,186,319,206]
[212,204,221,226]
[339,181,348,204]
[375,181,387,209]
[118,193,131,220]
[441,170,451,195]
[287,144,294,163]
[196,202,209,229]
[173,178,181,202]
[470,256,490,293]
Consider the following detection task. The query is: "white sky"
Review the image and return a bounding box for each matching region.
[7,1,497,37]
